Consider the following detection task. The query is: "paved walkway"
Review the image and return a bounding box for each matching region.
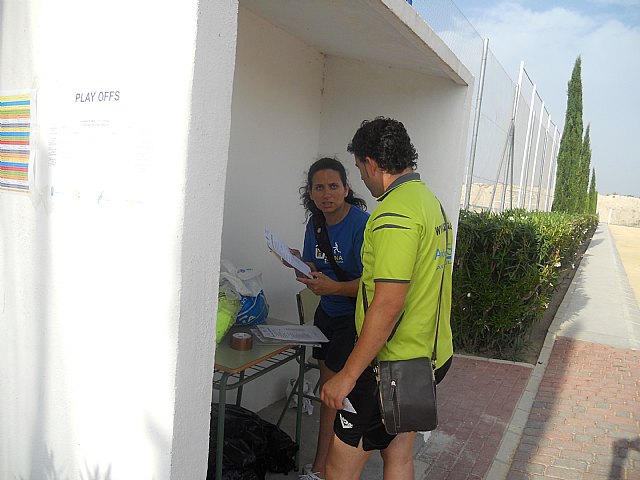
[414,356,533,479]
[265,223,639,479]
[490,223,640,480]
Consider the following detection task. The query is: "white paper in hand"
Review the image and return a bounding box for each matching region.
[342,397,357,414]
[265,228,313,278]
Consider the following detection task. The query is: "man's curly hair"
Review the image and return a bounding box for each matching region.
[347,117,418,174]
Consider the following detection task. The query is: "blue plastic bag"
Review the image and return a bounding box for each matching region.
[219,260,269,326]
[235,290,269,326]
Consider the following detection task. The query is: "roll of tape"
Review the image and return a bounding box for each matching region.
[230,332,253,351]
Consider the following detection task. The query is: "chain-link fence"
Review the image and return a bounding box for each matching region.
[409,0,561,212]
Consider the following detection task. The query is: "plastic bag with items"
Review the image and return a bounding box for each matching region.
[285,377,315,415]
[207,403,297,480]
[216,291,241,343]
[219,260,269,327]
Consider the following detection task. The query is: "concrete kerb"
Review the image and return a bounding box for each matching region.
[452,352,534,368]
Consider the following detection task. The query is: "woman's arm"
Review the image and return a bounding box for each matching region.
[297,273,359,297]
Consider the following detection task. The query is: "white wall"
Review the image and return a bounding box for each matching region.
[319,55,471,229]
[1,0,474,476]
[219,7,326,410]
[0,1,237,479]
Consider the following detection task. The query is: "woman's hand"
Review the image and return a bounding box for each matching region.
[282,248,302,269]
[297,271,338,295]
[284,249,316,278]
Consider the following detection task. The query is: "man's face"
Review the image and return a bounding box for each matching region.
[355,156,381,197]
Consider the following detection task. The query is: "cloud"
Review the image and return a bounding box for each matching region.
[463,1,640,195]
[588,0,640,7]
[580,19,640,195]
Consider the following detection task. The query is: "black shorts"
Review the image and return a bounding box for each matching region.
[333,356,454,451]
[312,305,356,373]
[333,366,396,451]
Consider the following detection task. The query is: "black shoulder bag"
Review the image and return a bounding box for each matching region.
[375,203,450,434]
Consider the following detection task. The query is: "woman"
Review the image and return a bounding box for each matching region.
[291,157,369,480]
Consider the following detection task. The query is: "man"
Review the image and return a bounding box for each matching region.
[320,117,453,479]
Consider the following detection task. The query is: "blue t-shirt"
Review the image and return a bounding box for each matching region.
[303,205,369,317]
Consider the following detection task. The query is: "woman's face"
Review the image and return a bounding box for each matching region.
[309,169,349,216]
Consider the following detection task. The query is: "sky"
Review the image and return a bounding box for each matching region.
[453,0,640,196]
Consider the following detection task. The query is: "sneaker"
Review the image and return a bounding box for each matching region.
[299,464,324,480]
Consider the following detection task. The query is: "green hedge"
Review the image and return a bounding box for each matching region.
[452,209,598,360]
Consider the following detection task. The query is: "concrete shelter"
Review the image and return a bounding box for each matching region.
[0,0,473,478]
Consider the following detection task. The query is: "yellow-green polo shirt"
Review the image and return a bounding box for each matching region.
[356,173,453,367]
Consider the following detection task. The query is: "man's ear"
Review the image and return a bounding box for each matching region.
[364,156,378,175]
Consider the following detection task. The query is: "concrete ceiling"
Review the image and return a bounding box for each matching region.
[240,0,472,86]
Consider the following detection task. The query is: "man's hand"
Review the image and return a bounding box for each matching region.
[320,370,357,410]
[297,271,338,295]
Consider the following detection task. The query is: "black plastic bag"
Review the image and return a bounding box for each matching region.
[207,403,297,480]
[264,424,298,473]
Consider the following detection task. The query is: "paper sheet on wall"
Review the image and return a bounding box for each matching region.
[44,87,153,206]
[0,91,35,194]
[264,228,313,278]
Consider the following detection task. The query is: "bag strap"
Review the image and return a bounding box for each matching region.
[312,214,351,282]
[431,202,450,366]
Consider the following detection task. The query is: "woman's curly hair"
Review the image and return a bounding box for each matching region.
[347,117,418,174]
[300,157,367,220]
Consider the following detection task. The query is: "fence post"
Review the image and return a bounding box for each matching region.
[523,110,537,207]
[536,114,552,210]
[490,122,511,212]
[517,78,537,209]
[527,101,545,210]
[494,62,524,213]
[544,126,559,211]
[464,38,489,210]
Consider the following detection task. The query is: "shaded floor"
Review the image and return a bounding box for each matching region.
[415,356,532,480]
[262,355,533,480]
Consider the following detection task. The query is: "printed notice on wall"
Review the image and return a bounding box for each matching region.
[0,92,34,194]
[46,89,151,205]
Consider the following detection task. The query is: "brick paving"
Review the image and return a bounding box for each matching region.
[506,337,640,480]
[415,355,532,480]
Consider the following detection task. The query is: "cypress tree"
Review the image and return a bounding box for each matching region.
[588,169,597,215]
[552,56,583,213]
[579,125,592,213]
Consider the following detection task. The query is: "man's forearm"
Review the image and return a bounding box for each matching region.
[320,281,409,410]
[340,299,402,382]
